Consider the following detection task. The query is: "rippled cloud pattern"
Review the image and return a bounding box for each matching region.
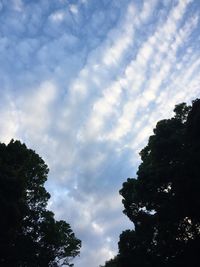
[0,0,200,266]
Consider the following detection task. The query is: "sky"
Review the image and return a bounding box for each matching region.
[0,0,200,266]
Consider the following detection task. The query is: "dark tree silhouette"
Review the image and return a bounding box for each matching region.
[0,140,81,266]
[101,99,200,267]
[100,257,118,267]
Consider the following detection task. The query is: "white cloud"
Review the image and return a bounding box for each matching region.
[69,4,78,15]
[50,11,65,22]
[0,1,200,267]
[0,101,19,143]
[98,0,197,144]
[19,81,57,134]
[92,221,104,235]
[138,0,158,23]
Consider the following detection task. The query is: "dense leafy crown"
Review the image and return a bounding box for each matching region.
[0,140,81,267]
[102,99,200,267]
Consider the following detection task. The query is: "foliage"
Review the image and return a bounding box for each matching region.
[102,99,200,267]
[0,140,81,266]
[100,256,119,267]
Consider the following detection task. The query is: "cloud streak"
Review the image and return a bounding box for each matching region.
[0,0,200,266]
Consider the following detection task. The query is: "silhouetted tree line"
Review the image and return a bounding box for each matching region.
[0,140,81,266]
[101,99,200,267]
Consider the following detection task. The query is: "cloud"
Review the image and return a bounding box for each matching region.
[49,10,65,22]
[0,96,19,143]
[18,81,57,134]
[69,4,78,15]
[12,0,24,12]
[0,1,200,267]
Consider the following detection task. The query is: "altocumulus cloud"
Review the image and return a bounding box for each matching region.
[0,0,200,266]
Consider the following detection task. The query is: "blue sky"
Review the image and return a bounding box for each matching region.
[0,0,200,266]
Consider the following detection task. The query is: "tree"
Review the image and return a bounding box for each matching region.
[102,99,200,267]
[0,140,81,266]
[100,256,119,267]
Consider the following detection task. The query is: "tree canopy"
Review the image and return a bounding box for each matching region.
[102,99,200,267]
[0,140,81,266]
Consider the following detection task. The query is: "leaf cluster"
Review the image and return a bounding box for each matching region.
[0,140,81,266]
[102,99,200,267]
